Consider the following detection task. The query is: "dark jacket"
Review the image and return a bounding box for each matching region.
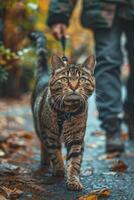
[47,0,134,29]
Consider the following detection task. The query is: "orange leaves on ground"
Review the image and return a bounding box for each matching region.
[79,195,97,200]
[0,162,50,200]
[78,188,111,200]
[0,186,23,199]
[111,160,128,172]
[0,130,34,163]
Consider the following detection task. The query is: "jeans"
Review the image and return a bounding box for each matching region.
[94,16,134,126]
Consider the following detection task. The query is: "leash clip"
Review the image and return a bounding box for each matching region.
[60,35,68,63]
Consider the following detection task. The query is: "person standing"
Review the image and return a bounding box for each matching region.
[47,0,134,153]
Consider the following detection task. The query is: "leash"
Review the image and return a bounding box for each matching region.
[60,35,68,63]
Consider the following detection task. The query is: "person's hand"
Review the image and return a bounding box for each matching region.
[51,23,67,40]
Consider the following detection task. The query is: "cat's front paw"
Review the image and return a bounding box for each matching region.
[66,179,84,191]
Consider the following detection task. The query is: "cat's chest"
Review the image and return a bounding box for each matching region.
[41,93,88,134]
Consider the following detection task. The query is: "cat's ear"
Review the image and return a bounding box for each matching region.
[83,55,96,73]
[51,54,64,70]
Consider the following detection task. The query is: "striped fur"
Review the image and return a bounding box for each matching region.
[31,33,96,191]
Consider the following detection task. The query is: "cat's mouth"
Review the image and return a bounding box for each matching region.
[65,94,81,101]
[64,94,81,105]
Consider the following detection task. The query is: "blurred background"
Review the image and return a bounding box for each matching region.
[0,0,94,97]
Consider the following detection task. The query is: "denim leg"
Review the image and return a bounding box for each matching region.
[123,20,134,107]
[94,17,123,124]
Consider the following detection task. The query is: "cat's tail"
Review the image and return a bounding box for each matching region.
[29,31,48,79]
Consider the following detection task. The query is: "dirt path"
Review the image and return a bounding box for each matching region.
[0,94,134,200]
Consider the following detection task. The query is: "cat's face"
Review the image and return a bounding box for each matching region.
[49,55,95,109]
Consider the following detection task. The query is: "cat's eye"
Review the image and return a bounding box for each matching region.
[61,77,68,83]
[79,77,86,83]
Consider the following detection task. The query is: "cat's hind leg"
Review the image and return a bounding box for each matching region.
[45,137,64,177]
[41,141,50,167]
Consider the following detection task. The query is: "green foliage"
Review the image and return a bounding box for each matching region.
[0,44,19,63]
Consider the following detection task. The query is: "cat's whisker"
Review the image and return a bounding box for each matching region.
[53,96,61,110]
[80,95,86,111]
[60,95,65,110]
[52,96,59,109]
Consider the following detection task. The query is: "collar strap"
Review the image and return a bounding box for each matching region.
[49,97,85,120]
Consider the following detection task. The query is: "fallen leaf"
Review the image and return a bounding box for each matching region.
[0,186,23,199]
[0,163,28,176]
[78,194,97,200]
[111,160,128,172]
[8,138,26,148]
[20,131,33,139]
[0,186,8,199]
[10,188,23,199]
[30,183,47,193]
[91,188,110,198]
[78,188,110,200]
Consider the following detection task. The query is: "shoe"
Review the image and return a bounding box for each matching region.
[124,103,134,140]
[102,116,125,153]
[106,134,124,153]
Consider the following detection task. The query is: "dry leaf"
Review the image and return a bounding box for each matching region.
[91,188,110,197]
[78,188,110,200]
[0,186,9,199]
[78,194,97,200]
[10,188,23,199]
[0,186,23,199]
[0,163,28,176]
[30,183,47,193]
[111,160,128,172]
[20,131,33,139]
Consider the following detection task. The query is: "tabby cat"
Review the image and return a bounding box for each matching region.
[31,32,96,191]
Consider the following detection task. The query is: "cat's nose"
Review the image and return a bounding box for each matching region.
[69,81,78,91]
[71,88,77,93]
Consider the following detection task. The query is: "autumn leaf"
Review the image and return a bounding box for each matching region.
[78,194,97,200]
[0,186,23,199]
[111,160,128,172]
[78,188,111,200]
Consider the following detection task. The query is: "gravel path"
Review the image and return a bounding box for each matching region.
[0,94,134,200]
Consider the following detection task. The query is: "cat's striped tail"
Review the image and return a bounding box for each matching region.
[29,31,48,79]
